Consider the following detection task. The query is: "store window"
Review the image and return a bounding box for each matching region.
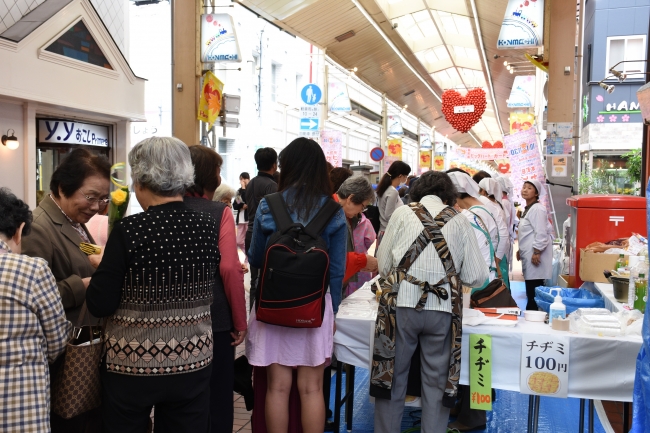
[605,35,646,77]
[36,118,112,205]
[592,154,633,195]
[45,20,113,70]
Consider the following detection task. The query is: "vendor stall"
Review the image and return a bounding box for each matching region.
[333,280,643,432]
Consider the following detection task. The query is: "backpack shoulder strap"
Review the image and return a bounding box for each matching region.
[265,193,294,232]
[305,199,341,237]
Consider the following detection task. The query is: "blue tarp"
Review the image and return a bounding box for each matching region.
[534,286,605,314]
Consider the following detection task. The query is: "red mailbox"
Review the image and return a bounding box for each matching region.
[567,195,647,287]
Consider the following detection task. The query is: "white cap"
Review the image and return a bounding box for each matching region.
[478,178,503,205]
[448,172,480,199]
[496,176,512,197]
[524,179,546,198]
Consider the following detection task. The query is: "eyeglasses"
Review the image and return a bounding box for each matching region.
[80,191,110,207]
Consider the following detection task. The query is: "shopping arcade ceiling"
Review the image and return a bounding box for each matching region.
[237,0,539,148]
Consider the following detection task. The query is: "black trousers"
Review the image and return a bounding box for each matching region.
[101,363,212,433]
[245,230,260,311]
[525,279,545,311]
[210,331,235,433]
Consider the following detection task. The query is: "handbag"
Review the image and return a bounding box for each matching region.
[469,278,517,308]
[51,303,103,419]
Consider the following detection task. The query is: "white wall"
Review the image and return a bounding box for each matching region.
[0,101,24,199]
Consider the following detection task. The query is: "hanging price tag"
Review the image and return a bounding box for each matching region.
[520,334,570,398]
[469,334,492,410]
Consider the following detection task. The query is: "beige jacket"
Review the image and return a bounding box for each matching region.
[22,195,96,324]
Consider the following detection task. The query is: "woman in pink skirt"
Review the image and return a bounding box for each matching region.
[246,138,347,433]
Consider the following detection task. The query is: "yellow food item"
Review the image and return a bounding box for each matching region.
[527,372,560,394]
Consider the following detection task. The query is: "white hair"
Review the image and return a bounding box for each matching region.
[129,136,195,197]
[213,183,236,202]
[337,176,375,204]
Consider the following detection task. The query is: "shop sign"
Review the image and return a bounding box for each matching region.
[419,131,432,149]
[419,150,432,169]
[509,113,535,134]
[38,119,109,147]
[328,81,351,112]
[504,129,548,209]
[507,75,536,108]
[384,138,402,171]
[497,0,544,49]
[470,334,492,410]
[200,14,241,63]
[520,334,570,398]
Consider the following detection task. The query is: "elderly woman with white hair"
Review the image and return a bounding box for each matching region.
[516,179,554,311]
[213,183,237,207]
[477,177,510,289]
[87,137,220,432]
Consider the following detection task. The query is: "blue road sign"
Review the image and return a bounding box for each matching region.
[300,118,319,130]
[370,147,384,162]
[300,84,322,105]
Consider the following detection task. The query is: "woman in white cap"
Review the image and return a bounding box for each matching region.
[477,177,510,289]
[447,170,499,290]
[517,179,554,310]
[497,176,517,271]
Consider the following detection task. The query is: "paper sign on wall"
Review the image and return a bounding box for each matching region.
[520,334,570,398]
[470,334,493,410]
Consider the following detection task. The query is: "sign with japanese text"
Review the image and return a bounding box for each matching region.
[520,334,570,398]
[320,130,343,168]
[470,334,493,410]
[300,105,320,119]
[38,119,109,147]
[507,75,536,108]
[201,14,241,63]
[509,113,535,134]
[419,131,432,149]
[504,129,547,208]
[452,147,509,161]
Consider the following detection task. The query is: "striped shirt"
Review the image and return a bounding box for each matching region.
[377,196,489,313]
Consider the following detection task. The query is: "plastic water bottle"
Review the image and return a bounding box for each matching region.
[634,273,648,312]
[549,288,566,325]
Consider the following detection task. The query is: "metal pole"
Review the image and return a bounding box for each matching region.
[572,0,586,193]
[322,58,328,143]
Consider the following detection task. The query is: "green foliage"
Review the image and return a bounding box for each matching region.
[622,149,642,184]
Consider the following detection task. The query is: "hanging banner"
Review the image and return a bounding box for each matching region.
[509,113,535,134]
[420,131,432,149]
[507,75,536,108]
[452,147,509,161]
[387,115,404,136]
[520,334,570,398]
[320,130,344,168]
[496,159,512,174]
[384,138,402,171]
[200,14,241,62]
[504,129,547,207]
[470,335,493,410]
[419,150,432,169]
[197,71,224,128]
[433,154,445,171]
[497,0,544,50]
[328,81,352,112]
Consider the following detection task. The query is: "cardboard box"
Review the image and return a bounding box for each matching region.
[579,249,629,283]
[558,274,578,288]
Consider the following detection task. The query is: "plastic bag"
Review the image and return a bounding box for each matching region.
[585,239,629,252]
[534,286,605,314]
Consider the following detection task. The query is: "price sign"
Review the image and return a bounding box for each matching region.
[520,334,570,398]
[469,334,492,410]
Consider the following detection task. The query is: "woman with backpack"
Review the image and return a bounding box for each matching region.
[375,161,411,250]
[246,138,347,433]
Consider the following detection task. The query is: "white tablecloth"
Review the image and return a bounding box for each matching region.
[592,282,625,313]
[334,284,642,402]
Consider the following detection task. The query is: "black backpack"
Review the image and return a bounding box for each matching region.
[256,193,341,328]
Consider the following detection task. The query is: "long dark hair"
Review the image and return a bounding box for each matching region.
[278,138,333,219]
[376,161,411,198]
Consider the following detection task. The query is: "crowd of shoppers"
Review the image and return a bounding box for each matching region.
[1,132,556,433]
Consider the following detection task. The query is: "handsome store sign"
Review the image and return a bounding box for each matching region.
[201,14,241,63]
[497,0,544,49]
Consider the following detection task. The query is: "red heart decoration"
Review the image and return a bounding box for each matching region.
[482,141,504,149]
[498,162,511,174]
[441,88,487,133]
